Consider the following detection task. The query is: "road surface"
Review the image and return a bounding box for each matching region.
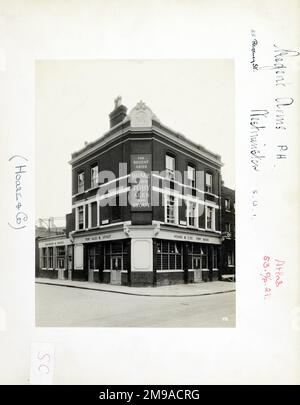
[35,284,235,327]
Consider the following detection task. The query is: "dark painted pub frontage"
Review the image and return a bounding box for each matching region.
[36,99,235,286]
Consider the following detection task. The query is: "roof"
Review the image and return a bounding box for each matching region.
[70,101,222,166]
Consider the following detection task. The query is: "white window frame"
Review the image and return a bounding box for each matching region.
[57,246,66,270]
[77,205,85,230]
[91,165,98,189]
[78,172,85,193]
[225,199,231,211]
[164,194,178,225]
[205,205,215,230]
[41,247,47,269]
[165,154,175,180]
[205,173,213,193]
[48,247,54,270]
[186,200,198,228]
[225,222,231,232]
[187,165,196,188]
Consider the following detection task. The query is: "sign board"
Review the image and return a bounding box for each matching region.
[130,154,152,211]
[73,230,127,245]
[39,238,71,248]
[157,229,221,245]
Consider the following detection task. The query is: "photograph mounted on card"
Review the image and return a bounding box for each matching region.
[35,59,235,327]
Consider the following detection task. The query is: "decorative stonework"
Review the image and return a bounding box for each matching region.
[129,100,159,128]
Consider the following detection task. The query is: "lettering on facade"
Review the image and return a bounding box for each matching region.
[130,154,152,211]
[172,234,218,244]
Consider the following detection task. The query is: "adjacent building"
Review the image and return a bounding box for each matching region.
[37,99,234,286]
[220,185,235,280]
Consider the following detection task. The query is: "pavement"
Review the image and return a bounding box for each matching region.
[35,278,235,297]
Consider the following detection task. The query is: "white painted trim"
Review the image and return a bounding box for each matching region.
[75,207,78,230]
[88,203,92,229]
[128,137,221,171]
[70,123,222,168]
[205,205,216,231]
[186,200,198,228]
[72,187,130,209]
[156,270,184,273]
[151,133,222,168]
[152,173,220,200]
[100,221,127,228]
[164,193,179,226]
[152,220,222,234]
[153,186,219,209]
[75,205,85,231]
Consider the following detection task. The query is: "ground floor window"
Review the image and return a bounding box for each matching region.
[88,245,100,270]
[156,240,183,270]
[57,246,66,269]
[188,243,208,269]
[48,247,54,269]
[104,241,129,271]
[42,248,47,268]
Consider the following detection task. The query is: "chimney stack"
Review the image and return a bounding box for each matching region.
[109,96,127,128]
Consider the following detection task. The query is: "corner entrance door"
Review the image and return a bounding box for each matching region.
[110,256,122,285]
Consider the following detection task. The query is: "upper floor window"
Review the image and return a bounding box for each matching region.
[206,206,215,230]
[78,206,84,230]
[225,199,231,211]
[91,165,99,189]
[165,154,175,180]
[165,194,177,225]
[205,173,213,193]
[225,222,231,232]
[187,165,196,188]
[187,201,197,227]
[78,172,85,194]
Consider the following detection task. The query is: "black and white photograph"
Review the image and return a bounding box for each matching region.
[1,0,299,387]
[35,59,235,327]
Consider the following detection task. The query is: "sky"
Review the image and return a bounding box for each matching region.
[36,59,234,220]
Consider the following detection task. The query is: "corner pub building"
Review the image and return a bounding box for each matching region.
[37,98,226,287]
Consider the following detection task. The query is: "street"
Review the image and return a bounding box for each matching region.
[35,284,235,327]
